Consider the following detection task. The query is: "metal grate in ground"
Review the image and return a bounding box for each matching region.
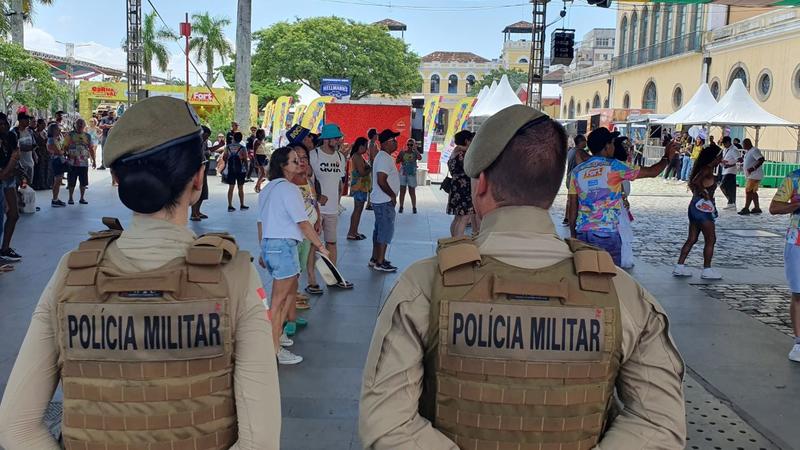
[685,374,779,450]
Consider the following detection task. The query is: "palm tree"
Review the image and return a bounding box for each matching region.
[142,11,176,84]
[190,12,233,88]
[3,0,55,45]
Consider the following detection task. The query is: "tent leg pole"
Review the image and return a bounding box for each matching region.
[755,126,760,148]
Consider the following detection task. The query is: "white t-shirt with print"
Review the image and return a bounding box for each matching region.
[257,178,308,242]
[370,150,400,205]
[309,148,345,215]
[743,147,765,180]
[722,146,740,176]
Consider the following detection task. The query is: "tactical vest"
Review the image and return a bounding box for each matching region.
[54,218,249,450]
[421,237,623,450]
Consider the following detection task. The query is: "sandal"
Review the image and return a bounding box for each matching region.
[0,264,14,273]
[347,235,359,240]
[199,213,209,219]
[335,280,354,289]
[357,233,367,240]
[190,216,201,222]
[305,284,324,295]
[295,300,311,311]
[296,317,308,327]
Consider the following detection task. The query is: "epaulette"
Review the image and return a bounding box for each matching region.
[436,237,481,286]
[566,238,617,293]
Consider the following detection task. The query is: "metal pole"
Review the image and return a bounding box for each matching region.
[185,13,190,100]
[525,0,547,110]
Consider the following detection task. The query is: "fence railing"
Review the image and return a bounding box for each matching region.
[643,146,800,165]
[613,32,703,71]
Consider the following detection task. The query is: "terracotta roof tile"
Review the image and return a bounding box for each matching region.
[420,51,490,63]
[373,18,407,31]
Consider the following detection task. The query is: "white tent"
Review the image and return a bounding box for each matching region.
[656,84,718,126]
[706,79,795,127]
[470,75,522,118]
[471,81,499,117]
[472,86,489,111]
[296,83,322,106]
[212,72,230,89]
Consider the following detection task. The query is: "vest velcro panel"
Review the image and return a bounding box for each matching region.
[424,238,623,449]
[57,230,245,450]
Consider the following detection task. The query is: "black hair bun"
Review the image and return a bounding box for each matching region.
[118,168,171,214]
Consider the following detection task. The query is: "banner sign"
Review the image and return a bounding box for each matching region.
[441,97,477,167]
[271,96,293,148]
[293,104,308,126]
[320,78,352,100]
[300,96,334,133]
[262,100,275,131]
[422,96,442,153]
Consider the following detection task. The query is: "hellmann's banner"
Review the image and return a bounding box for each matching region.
[440,97,477,168]
[422,95,442,153]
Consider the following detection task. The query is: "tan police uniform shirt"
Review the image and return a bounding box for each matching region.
[0,215,281,450]
[359,206,686,450]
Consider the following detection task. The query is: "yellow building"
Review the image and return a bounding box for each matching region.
[78,81,259,126]
[501,21,535,72]
[561,4,800,151]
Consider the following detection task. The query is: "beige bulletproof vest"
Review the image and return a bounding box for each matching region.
[54,219,249,450]
[421,237,623,450]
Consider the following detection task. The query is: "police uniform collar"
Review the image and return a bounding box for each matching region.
[475,206,557,242]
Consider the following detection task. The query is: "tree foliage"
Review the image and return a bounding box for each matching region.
[253,17,421,100]
[220,61,297,109]
[190,12,233,87]
[143,11,176,84]
[468,68,528,96]
[0,41,62,114]
[203,97,234,138]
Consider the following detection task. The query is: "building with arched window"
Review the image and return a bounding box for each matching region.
[561,3,800,151]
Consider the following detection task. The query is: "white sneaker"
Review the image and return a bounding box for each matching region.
[280,333,294,347]
[277,347,303,365]
[723,204,736,210]
[672,264,692,277]
[789,344,800,362]
[701,268,723,280]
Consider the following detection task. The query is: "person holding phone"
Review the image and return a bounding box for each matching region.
[396,138,422,213]
[673,144,724,279]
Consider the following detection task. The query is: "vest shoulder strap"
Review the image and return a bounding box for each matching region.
[186,233,240,283]
[436,237,481,286]
[565,238,617,293]
[65,231,122,286]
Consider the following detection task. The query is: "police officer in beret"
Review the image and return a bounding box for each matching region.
[0,97,281,450]
[359,104,686,449]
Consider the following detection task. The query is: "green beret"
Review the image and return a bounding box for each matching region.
[464,104,549,178]
[103,96,202,166]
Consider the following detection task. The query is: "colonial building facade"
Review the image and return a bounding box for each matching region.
[561,4,800,151]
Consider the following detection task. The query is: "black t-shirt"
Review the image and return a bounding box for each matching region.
[0,132,18,171]
[100,116,116,138]
[226,130,235,145]
[246,134,256,150]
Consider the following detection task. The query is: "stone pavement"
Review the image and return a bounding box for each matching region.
[0,171,798,449]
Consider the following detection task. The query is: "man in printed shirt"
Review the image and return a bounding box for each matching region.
[569,128,676,265]
[770,169,800,362]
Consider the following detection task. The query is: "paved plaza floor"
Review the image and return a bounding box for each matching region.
[0,171,799,449]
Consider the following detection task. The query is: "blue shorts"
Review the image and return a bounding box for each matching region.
[400,173,417,187]
[50,156,67,176]
[261,238,301,280]
[372,202,396,245]
[577,230,622,267]
[351,190,368,203]
[784,243,800,293]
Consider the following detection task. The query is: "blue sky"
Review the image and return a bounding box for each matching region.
[24,0,617,84]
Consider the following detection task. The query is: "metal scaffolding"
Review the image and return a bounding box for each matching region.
[526,0,548,111]
[126,0,144,107]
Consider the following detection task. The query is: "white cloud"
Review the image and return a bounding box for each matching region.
[22,24,230,86]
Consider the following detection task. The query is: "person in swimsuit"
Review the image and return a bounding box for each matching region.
[673,143,724,280]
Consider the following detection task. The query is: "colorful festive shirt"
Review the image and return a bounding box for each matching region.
[399,150,418,176]
[569,156,641,233]
[772,169,800,245]
[350,157,372,193]
[63,131,93,167]
[296,181,318,225]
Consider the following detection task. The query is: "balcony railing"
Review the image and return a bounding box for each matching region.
[612,31,703,71]
[562,63,612,83]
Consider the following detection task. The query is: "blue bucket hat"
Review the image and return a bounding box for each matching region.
[286,124,310,145]
[320,123,343,140]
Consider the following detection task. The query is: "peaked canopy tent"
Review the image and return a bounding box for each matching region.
[656,84,718,126]
[469,75,522,118]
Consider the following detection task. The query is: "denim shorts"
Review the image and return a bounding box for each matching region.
[400,174,417,188]
[261,238,301,280]
[351,190,368,203]
[784,243,800,293]
[372,202,396,245]
[577,230,622,267]
[50,156,67,176]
